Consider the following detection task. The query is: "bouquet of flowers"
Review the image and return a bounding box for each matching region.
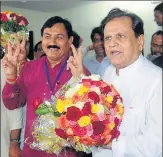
[0,11,29,48]
[27,75,124,154]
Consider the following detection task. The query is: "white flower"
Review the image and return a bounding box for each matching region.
[65,84,81,98]
[97,104,104,113]
[90,74,101,81]
[80,74,100,81]
[92,86,101,95]
[44,100,51,106]
[73,101,85,110]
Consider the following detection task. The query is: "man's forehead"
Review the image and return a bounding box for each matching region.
[153,34,163,40]
[43,23,67,34]
[94,33,102,39]
[105,16,133,31]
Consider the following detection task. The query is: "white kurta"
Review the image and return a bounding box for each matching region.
[93,55,162,157]
[1,67,23,157]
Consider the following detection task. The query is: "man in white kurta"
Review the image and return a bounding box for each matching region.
[61,8,162,157]
[92,54,162,157]
[91,8,162,157]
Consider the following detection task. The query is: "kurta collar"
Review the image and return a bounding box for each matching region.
[113,54,144,77]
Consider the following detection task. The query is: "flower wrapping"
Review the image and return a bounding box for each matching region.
[25,99,71,155]
[28,75,124,154]
[0,11,29,48]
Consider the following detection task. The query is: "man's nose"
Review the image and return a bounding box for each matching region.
[49,37,57,45]
[108,39,118,48]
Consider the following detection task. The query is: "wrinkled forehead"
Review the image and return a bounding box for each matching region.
[104,17,133,35]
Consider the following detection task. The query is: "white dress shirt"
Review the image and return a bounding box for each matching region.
[93,55,162,157]
[1,67,23,157]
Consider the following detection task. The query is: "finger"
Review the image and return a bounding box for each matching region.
[2,56,9,66]
[14,44,20,58]
[70,44,78,58]
[67,62,76,75]
[67,56,74,70]
[20,34,27,49]
[77,45,83,58]
[7,42,12,57]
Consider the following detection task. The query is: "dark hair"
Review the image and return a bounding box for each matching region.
[72,31,80,48]
[101,8,144,38]
[34,41,42,52]
[0,45,5,59]
[151,30,163,39]
[154,2,163,13]
[41,16,72,38]
[91,26,103,42]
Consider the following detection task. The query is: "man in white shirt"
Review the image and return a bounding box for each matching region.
[83,26,110,74]
[92,8,162,157]
[1,67,22,157]
[67,7,162,157]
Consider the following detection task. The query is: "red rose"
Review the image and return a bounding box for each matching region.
[97,138,106,145]
[32,97,43,109]
[111,96,118,107]
[1,13,8,22]
[82,79,92,84]
[91,134,101,141]
[114,117,121,127]
[111,127,120,139]
[55,128,67,139]
[17,16,23,23]
[101,86,111,95]
[66,106,82,121]
[73,125,87,137]
[91,81,102,86]
[22,17,29,25]
[82,102,92,115]
[92,121,105,136]
[10,13,16,19]
[82,79,92,87]
[88,91,100,104]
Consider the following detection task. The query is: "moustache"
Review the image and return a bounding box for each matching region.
[47,45,60,49]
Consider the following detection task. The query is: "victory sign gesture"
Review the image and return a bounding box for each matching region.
[67,44,85,77]
[2,35,27,81]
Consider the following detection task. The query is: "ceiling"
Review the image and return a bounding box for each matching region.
[1,1,95,13]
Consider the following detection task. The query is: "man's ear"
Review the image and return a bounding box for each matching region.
[138,34,144,52]
[69,36,73,46]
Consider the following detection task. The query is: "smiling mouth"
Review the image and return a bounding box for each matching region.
[49,48,59,52]
[111,51,121,55]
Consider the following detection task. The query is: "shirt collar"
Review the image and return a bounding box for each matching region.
[112,54,144,77]
[45,56,68,69]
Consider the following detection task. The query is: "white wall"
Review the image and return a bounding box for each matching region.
[1,1,161,56]
[53,1,160,56]
[1,5,53,44]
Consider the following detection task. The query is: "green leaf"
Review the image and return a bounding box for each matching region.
[103,105,110,115]
[66,84,71,90]
[35,108,50,116]
[53,111,62,117]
